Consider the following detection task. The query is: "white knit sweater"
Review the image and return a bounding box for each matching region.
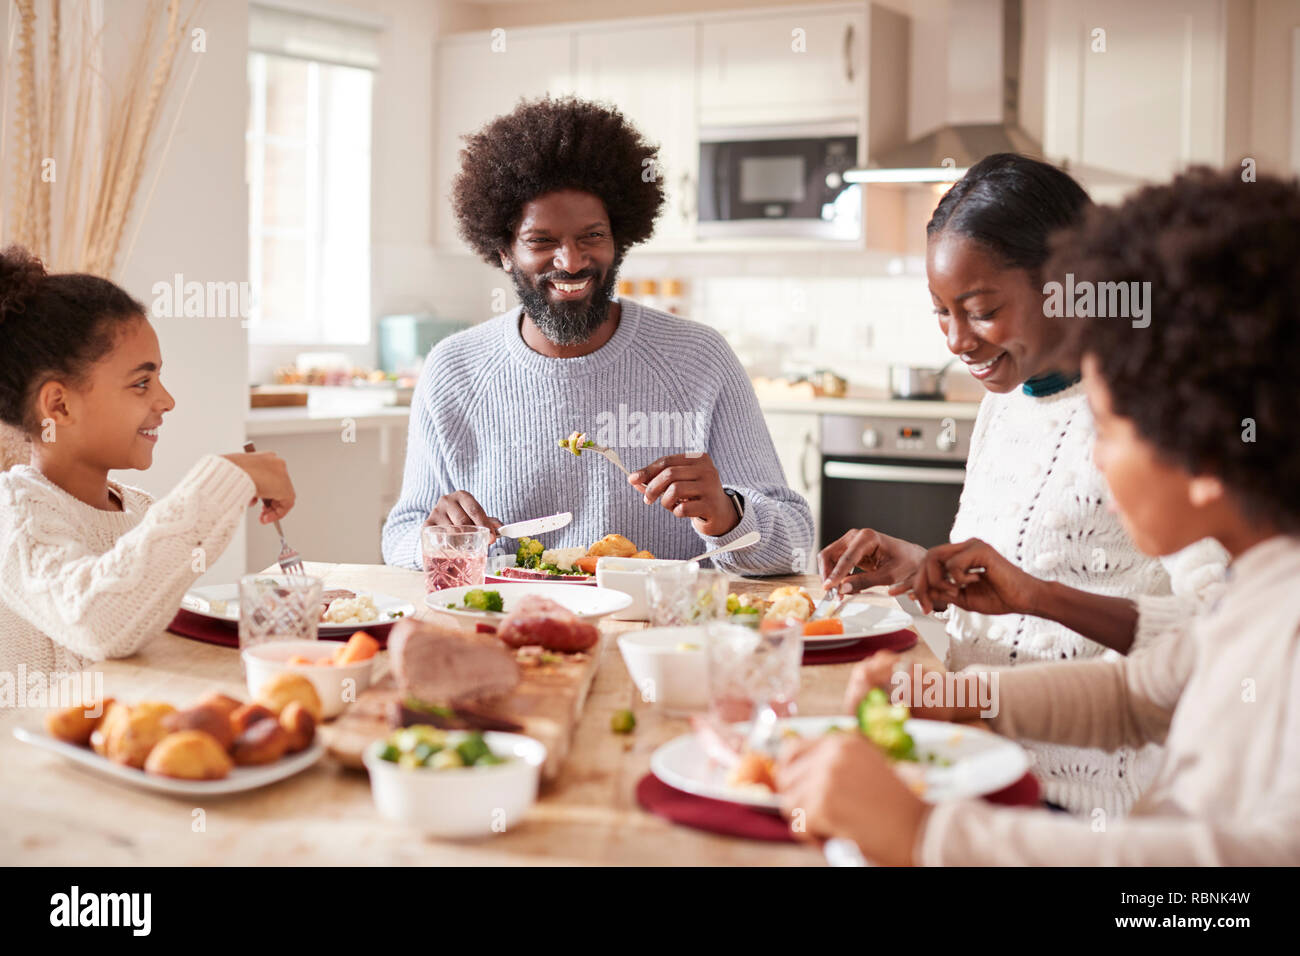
[946,382,1227,818]
[0,455,254,676]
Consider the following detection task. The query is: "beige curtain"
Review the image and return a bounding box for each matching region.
[2,0,198,275]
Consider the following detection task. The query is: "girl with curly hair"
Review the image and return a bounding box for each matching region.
[0,246,297,673]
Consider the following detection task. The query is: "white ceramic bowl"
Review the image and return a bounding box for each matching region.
[617,626,710,714]
[241,640,375,719]
[362,732,546,837]
[595,557,686,620]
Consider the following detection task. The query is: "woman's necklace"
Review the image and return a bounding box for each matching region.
[1022,370,1081,397]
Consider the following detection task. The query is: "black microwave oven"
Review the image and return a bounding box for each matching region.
[697,121,861,240]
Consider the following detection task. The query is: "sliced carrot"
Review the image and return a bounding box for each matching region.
[286,655,313,665]
[334,630,380,664]
[575,556,600,575]
[803,618,845,637]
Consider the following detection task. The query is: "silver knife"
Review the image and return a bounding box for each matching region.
[811,586,849,621]
[495,511,573,538]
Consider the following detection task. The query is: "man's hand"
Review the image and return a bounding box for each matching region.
[627,452,739,538]
[890,538,1046,617]
[775,733,930,866]
[425,491,502,542]
[818,528,927,595]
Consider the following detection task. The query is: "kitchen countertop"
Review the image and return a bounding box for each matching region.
[246,404,412,437]
[0,563,943,866]
[244,391,984,436]
[757,394,982,419]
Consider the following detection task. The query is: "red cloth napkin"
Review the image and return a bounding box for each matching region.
[167,609,239,647]
[636,770,1042,844]
[166,609,393,648]
[802,628,918,665]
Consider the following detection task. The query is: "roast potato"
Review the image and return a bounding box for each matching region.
[45,697,115,746]
[255,672,322,722]
[144,730,233,780]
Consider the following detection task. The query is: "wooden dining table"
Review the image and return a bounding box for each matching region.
[0,562,943,866]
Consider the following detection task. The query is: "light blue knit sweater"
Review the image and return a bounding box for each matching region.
[381,300,813,576]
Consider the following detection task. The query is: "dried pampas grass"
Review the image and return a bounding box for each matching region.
[1,0,203,277]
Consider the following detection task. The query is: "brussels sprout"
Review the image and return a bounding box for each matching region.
[455,732,492,766]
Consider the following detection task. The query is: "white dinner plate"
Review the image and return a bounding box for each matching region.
[650,716,1029,810]
[13,725,325,796]
[180,584,414,635]
[426,581,632,627]
[808,603,914,649]
[484,555,596,586]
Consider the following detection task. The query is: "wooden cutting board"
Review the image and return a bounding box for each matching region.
[320,631,604,782]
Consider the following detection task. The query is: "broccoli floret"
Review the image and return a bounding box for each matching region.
[462,589,503,613]
[556,431,596,456]
[515,537,545,569]
[857,688,916,761]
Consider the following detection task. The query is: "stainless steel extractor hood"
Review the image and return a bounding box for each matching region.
[845,0,1038,185]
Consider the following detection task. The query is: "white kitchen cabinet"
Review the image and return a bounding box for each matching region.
[245,413,409,571]
[1043,0,1250,199]
[762,411,821,569]
[574,23,698,249]
[434,32,576,248]
[699,8,866,125]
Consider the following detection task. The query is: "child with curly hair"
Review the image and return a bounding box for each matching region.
[0,247,297,673]
[777,167,1300,865]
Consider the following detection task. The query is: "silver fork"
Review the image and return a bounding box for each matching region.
[242,440,304,575]
[586,440,631,476]
[561,433,631,476]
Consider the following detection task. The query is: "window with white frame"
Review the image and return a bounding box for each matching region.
[246,3,378,344]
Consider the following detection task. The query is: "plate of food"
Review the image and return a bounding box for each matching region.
[726,587,914,648]
[650,691,1028,810]
[427,582,632,632]
[180,584,414,635]
[486,533,655,585]
[16,678,327,796]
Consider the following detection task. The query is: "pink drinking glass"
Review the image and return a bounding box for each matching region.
[421,525,490,593]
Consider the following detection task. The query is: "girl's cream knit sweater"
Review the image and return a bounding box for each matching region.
[0,455,254,676]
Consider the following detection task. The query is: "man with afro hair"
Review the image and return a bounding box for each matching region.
[382,97,813,574]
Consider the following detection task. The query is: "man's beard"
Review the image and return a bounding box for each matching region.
[512,255,622,347]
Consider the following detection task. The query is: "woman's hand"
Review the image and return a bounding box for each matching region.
[223,451,296,524]
[425,491,502,543]
[818,528,927,595]
[890,538,1046,617]
[775,733,930,866]
[627,452,738,537]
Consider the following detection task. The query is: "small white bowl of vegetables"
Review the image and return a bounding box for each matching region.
[363,726,547,837]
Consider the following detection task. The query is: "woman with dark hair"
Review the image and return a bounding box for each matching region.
[779,167,1300,865]
[0,246,298,673]
[819,154,1226,817]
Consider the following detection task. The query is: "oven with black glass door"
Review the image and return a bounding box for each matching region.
[819,412,973,551]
